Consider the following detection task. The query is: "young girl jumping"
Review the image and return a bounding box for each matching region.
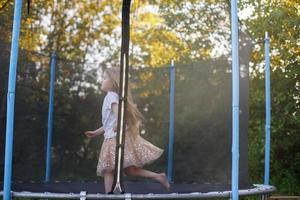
[84,67,170,193]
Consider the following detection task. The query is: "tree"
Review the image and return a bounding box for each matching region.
[242,0,300,194]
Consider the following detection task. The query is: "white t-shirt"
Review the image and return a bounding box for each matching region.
[102,91,119,139]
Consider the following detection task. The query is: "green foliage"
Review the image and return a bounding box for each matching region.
[244,0,300,195]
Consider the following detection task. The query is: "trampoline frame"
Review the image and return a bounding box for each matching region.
[0,184,276,199]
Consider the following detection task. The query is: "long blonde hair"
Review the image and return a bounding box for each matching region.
[104,67,145,136]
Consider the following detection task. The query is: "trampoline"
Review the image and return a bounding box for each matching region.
[1,0,276,199]
[0,181,275,199]
[0,181,276,199]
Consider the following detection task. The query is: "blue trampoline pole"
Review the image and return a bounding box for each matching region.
[231,0,240,200]
[3,0,23,199]
[264,32,271,185]
[167,60,175,183]
[45,53,57,182]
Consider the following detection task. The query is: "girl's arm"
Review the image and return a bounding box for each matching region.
[112,103,118,131]
[84,126,104,138]
[94,126,105,135]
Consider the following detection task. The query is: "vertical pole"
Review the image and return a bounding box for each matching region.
[264,32,271,185]
[3,0,23,199]
[111,0,131,194]
[45,53,57,182]
[167,60,175,183]
[231,0,240,200]
[261,194,268,200]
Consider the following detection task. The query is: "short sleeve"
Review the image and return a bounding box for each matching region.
[107,92,119,109]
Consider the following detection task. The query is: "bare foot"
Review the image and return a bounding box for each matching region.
[155,173,171,191]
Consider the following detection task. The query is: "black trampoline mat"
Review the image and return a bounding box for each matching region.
[0,181,253,194]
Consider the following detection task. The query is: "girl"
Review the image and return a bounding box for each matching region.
[84,67,170,193]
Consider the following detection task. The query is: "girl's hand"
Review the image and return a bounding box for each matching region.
[84,131,97,138]
[113,123,117,132]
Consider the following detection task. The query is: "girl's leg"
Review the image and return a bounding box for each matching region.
[103,170,114,193]
[124,166,170,190]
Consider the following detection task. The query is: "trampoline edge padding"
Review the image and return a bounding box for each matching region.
[0,184,276,199]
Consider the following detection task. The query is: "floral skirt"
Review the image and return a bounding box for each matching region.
[96,134,164,177]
